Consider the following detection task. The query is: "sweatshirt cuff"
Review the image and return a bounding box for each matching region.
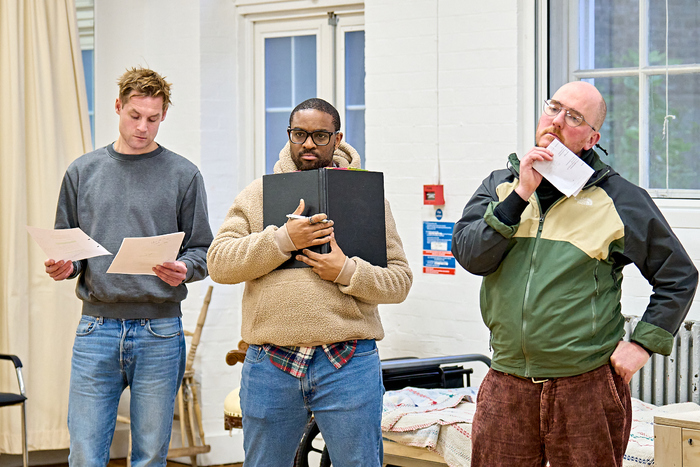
[334,257,356,285]
[68,260,82,280]
[630,320,674,356]
[493,191,529,226]
[484,201,519,239]
[274,225,297,254]
[181,259,194,282]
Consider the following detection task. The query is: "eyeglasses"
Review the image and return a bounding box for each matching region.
[543,100,597,132]
[287,128,339,146]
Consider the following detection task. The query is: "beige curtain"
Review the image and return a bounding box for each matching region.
[0,0,91,453]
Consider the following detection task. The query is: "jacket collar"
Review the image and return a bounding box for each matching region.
[273,141,363,174]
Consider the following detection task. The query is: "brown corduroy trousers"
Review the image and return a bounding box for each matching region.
[471,364,632,467]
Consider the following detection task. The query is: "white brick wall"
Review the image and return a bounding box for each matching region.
[365,0,523,381]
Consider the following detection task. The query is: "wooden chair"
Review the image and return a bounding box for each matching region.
[223,340,248,431]
[118,285,213,466]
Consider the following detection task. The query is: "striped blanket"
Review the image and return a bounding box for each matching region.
[381,387,700,467]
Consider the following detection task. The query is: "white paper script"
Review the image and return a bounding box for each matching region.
[26,226,112,262]
[106,232,185,275]
[532,139,594,197]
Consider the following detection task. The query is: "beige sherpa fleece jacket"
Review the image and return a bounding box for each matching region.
[208,141,413,346]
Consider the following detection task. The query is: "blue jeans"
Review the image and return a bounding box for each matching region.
[240,339,384,467]
[67,316,185,467]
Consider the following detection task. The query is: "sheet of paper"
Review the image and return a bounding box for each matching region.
[26,226,112,261]
[532,139,594,197]
[106,232,185,275]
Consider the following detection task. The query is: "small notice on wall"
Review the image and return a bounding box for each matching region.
[422,221,455,275]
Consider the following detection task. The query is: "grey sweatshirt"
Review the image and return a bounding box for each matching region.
[54,144,213,319]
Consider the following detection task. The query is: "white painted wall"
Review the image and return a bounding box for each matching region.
[84,0,700,465]
[366,0,534,382]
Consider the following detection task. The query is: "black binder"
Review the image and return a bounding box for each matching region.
[263,168,387,269]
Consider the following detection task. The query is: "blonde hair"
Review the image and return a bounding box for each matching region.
[117,67,172,112]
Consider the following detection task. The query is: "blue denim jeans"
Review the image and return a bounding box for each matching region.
[67,316,185,467]
[240,339,384,467]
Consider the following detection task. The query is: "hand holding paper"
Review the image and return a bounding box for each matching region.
[27,226,111,261]
[107,232,185,275]
[532,139,594,197]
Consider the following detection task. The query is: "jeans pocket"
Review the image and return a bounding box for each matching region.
[244,344,265,364]
[75,315,98,336]
[146,317,182,338]
[353,340,378,358]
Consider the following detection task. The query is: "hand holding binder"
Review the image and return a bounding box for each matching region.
[296,233,347,281]
[285,199,334,250]
[263,168,387,269]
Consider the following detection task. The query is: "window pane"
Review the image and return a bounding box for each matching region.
[265,37,293,108]
[648,74,700,190]
[345,109,365,166]
[294,35,317,101]
[649,0,700,66]
[81,49,94,146]
[266,111,290,174]
[345,31,365,106]
[593,77,639,184]
[265,35,317,174]
[579,0,638,69]
[345,31,365,166]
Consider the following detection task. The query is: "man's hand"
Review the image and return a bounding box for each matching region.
[153,261,188,287]
[514,146,553,201]
[610,340,650,384]
[286,199,334,250]
[298,234,346,281]
[45,259,74,281]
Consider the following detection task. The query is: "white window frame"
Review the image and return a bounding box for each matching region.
[548,0,700,199]
[236,1,364,179]
[334,12,365,143]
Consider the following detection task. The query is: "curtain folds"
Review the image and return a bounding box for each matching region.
[0,0,91,453]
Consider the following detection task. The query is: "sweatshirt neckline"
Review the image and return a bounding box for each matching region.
[107,143,164,161]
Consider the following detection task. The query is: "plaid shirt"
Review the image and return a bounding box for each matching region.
[263,340,358,378]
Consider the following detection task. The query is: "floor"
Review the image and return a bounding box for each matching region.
[46,461,243,467]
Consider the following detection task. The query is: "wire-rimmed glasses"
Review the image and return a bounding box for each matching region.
[543,100,597,132]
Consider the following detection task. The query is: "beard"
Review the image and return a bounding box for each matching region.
[536,126,563,147]
[293,151,333,170]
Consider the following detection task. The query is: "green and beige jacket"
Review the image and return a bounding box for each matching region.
[452,150,697,378]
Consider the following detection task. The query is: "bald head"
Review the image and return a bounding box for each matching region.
[553,81,607,131]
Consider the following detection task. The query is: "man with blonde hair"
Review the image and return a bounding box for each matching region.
[44,67,213,466]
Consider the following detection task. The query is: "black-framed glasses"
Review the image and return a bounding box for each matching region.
[287,128,339,146]
[543,99,597,132]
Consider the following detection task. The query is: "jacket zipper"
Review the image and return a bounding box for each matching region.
[592,262,600,337]
[521,195,565,376]
[515,163,609,376]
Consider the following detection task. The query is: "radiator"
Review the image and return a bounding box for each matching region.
[624,316,700,405]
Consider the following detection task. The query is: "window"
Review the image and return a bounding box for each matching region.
[254,12,365,175]
[76,0,95,147]
[549,0,700,197]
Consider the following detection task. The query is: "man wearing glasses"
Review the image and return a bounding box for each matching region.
[452,81,697,466]
[207,98,412,466]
